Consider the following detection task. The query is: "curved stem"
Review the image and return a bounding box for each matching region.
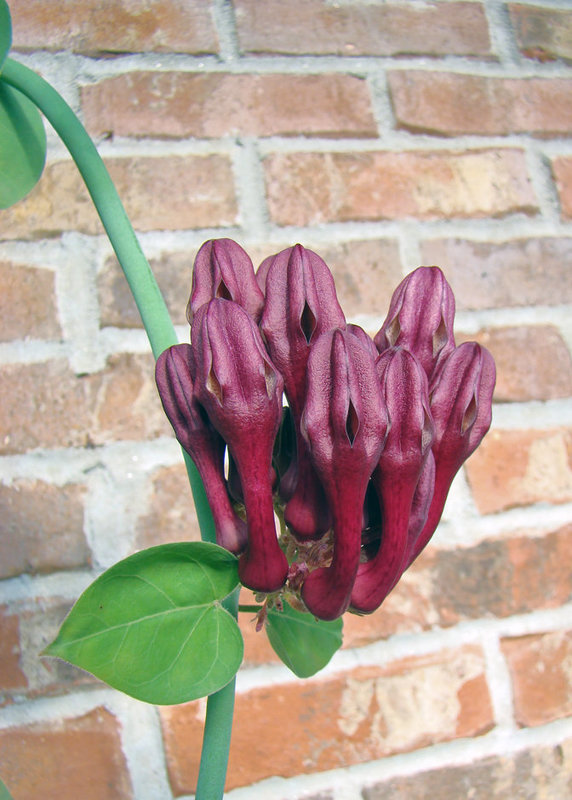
[1,57,232,800]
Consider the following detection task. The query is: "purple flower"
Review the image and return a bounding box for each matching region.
[191,298,288,593]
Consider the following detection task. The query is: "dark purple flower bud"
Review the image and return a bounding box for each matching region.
[406,341,496,567]
[261,245,346,540]
[155,343,247,554]
[187,238,265,324]
[375,266,456,385]
[351,348,434,614]
[347,323,379,361]
[192,298,289,592]
[300,329,388,620]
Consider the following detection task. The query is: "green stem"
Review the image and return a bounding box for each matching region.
[238,604,263,613]
[1,57,231,799]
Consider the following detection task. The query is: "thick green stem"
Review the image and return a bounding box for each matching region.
[1,57,232,799]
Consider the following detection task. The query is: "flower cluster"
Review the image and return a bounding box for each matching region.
[155,239,495,621]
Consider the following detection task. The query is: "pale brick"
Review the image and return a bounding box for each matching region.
[234,1,491,57]
[264,150,537,226]
[422,238,572,310]
[465,429,572,514]
[10,0,217,55]
[0,480,89,578]
[510,4,572,63]
[0,708,133,800]
[0,156,237,240]
[161,646,492,792]
[458,325,572,402]
[502,630,572,727]
[389,71,572,137]
[553,157,572,220]
[134,464,202,550]
[0,606,27,694]
[0,354,169,454]
[364,739,572,799]
[82,72,377,139]
[0,261,60,341]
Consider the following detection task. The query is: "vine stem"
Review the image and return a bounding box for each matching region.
[1,56,232,800]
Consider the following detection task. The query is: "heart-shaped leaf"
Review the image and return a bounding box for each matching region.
[266,600,343,678]
[0,80,46,209]
[44,542,243,705]
[0,0,11,71]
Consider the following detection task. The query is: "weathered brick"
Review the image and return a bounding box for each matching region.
[343,523,572,648]
[0,606,27,694]
[552,157,572,220]
[465,429,572,514]
[509,4,572,63]
[389,71,572,137]
[264,150,537,226]
[82,72,377,139]
[161,646,492,792]
[502,630,572,727]
[234,0,491,57]
[0,708,133,800]
[0,261,60,341]
[363,738,572,799]
[10,0,217,55]
[0,479,89,578]
[134,464,202,550]
[422,238,572,310]
[458,325,572,402]
[0,156,237,240]
[0,354,169,454]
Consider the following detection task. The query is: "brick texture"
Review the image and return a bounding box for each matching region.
[509,4,572,63]
[0,261,60,341]
[161,645,493,793]
[502,630,572,727]
[82,73,377,140]
[10,0,218,55]
[0,606,27,693]
[389,72,572,137]
[134,464,202,550]
[265,150,537,226]
[552,157,572,220]
[0,708,133,800]
[234,1,491,58]
[0,156,237,240]
[465,428,572,514]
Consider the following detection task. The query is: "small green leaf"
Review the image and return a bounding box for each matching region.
[0,0,11,71]
[44,543,243,705]
[266,600,343,678]
[0,80,47,209]
[0,777,14,800]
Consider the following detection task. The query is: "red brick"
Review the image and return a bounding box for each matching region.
[389,71,572,137]
[10,0,217,55]
[0,606,27,693]
[161,645,492,793]
[364,738,572,799]
[264,150,537,226]
[465,429,572,514]
[421,238,572,310]
[458,325,572,402]
[134,464,202,550]
[0,480,89,578]
[552,157,572,220]
[0,708,133,800]
[0,156,237,240]
[82,72,376,139]
[0,261,60,341]
[0,354,170,454]
[502,630,572,727]
[234,1,491,57]
[510,4,572,63]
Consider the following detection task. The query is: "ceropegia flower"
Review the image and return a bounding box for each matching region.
[155,239,495,621]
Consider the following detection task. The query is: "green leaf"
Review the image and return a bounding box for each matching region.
[0,0,11,71]
[0,80,46,209]
[44,542,244,705]
[0,778,14,800]
[266,600,343,678]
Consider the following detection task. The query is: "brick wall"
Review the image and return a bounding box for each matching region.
[1,1,572,798]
